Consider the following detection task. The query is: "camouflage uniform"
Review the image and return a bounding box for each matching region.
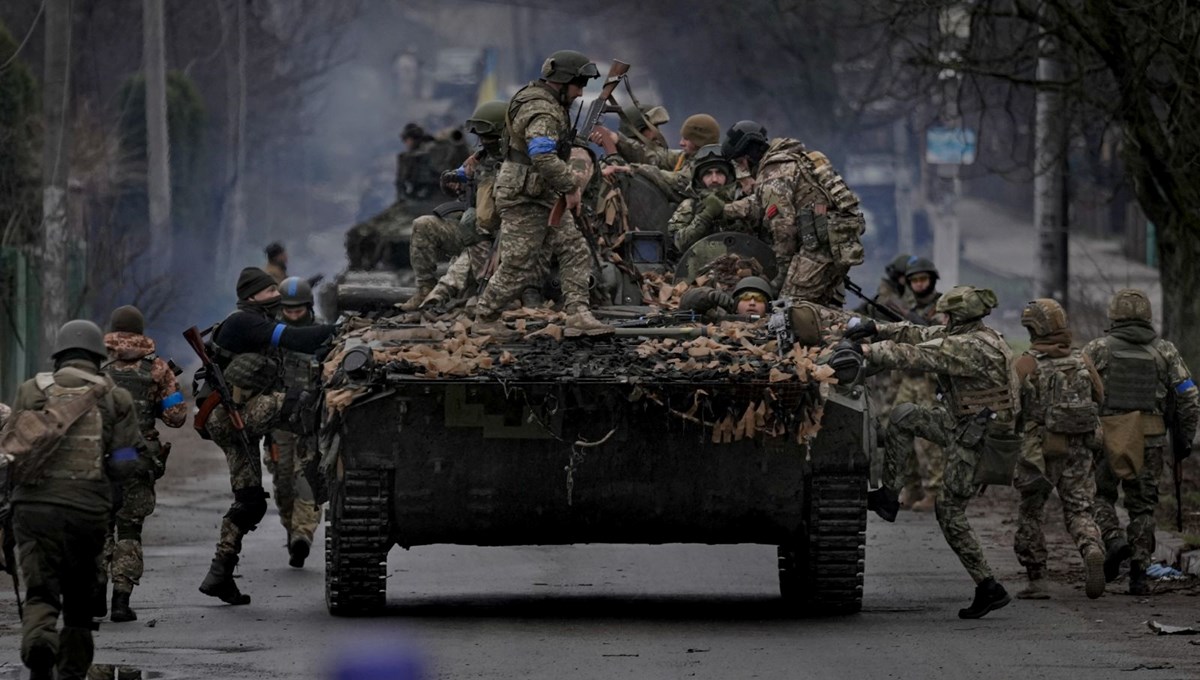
[1082,291,1200,580]
[1011,300,1106,598]
[615,134,684,172]
[99,332,187,606]
[409,152,502,291]
[867,288,1017,587]
[895,291,947,501]
[475,81,592,320]
[206,392,284,560]
[270,317,323,556]
[753,139,865,306]
[668,183,764,253]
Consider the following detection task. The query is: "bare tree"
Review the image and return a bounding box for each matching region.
[40,0,72,362]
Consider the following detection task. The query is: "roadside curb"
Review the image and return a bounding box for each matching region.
[1153,530,1200,575]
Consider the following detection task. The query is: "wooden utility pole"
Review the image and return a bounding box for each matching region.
[40,0,72,361]
[144,0,172,275]
[1034,23,1068,304]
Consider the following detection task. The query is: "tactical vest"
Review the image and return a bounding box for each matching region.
[280,348,318,391]
[504,82,571,164]
[939,328,1019,422]
[104,356,158,435]
[34,373,105,482]
[1027,349,1100,434]
[1103,337,1163,413]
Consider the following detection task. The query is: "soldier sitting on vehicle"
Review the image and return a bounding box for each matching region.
[668,144,765,256]
[590,104,673,170]
[678,276,774,321]
[594,113,720,199]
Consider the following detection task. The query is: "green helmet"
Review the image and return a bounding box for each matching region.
[1107,288,1152,322]
[733,276,774,300]
[690,144,735,190]
[935,285,998,322]
[52,319,107,360]
[540,50,599,84]
[620,103,669,134]
[885,253,911,281]
[279,277,313,308]
[1021,298,1068,338]
[905,256,939,281]
[466,100,507,138]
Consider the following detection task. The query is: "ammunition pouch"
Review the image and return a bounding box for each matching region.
[973,431,1021,486]
[1045,402,1099,435]
[494,160,544,204]
[826,211,866,267]
[798,208,829,253]
[1101,411,1161,479]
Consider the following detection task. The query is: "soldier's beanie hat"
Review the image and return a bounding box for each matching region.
[681,114,721,147]
[1108,288,1152,322]
[109,305,145,335]
[237,267,277,300]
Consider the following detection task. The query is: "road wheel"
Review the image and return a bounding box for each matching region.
[325,469,390,616]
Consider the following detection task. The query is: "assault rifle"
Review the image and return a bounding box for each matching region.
[549,59,631,227]
[844,277,905,323]
[1166,390,1191,531]
[183,326,256,469]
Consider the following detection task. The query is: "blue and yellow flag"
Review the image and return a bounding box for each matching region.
[476,47,499,108]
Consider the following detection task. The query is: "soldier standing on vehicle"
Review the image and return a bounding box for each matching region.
[196,267,336,605]
[96,306,187,623]
[1083,289,1199,595]
[9,320,144,679]
[668,145,764,254]
[1012,299,1107,600]
[401,100,507,311]
[472,50,611,337]
[271,277,324,568]
[851,286,1018,618]
[264,242,288,283]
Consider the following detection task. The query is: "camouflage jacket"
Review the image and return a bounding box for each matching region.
[668,183,765,253]
[494,82,577,208]
[615,132,684,171]
[103,332,188,437]
[1082,325,1200,447]
[630,160,693,200]
[867,320,1018,426]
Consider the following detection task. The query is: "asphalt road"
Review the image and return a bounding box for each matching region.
[1,425,1197,680]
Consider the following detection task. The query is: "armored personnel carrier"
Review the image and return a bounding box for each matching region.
[318,294,872,617]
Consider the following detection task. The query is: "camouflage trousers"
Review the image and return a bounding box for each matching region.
[101,474,157,594]
[430,241,493,301]
[884,403,993,584]
[780,252,848,307]
[410,214,465,289]
[475,203,592,318]
[271,429,322,546]
[207,393,282,560]
[1013,438,1103,573]
[894,374,945,494]
[1095,445,1164,565]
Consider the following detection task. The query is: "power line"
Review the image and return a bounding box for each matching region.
[0,0,48,73]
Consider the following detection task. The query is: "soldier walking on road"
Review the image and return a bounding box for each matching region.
[1012,299,1107,600]
[97,306,187,622]
[852,286,1019,618]
[9,320,144,679]
[271,277,324,568]
[1082,289,1199,595]
[472,50,611,336]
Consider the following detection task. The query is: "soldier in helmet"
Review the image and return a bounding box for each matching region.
[588,103,673,169]
[1012,298,1107,600]
[594,112,720,198]
[472,50,611,337]
[679,275,774,321]
[270,277,324,567]
[9,320,143,679]
[850,286,1018,618]
[401,100,508,310]
[1083,289,1199,594]
[95,306,187,623]
[668,145,765,255]
[859,253,910,319]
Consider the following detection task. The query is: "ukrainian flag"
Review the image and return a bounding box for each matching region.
[476,47,499,107]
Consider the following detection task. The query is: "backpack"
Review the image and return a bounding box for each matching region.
[1033,351,1100,435]
[0,368,112,482]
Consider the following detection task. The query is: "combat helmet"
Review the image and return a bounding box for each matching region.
[935,285,998,322]
[1107,288,1152,322]
[52,319,107,361]
[905,256,939,282]
[466,100,507,139]
[1021,298,1069,338]
[279,277,313,308]
[722,120,769,165]
[109,305,145,335]
[690,144,735,190]
[884,253,911,282]
[621,103,669,136]
[540,50,599,84]
[733,276,774,300]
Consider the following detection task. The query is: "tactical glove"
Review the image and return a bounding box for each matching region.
[280,387,320,436]
[698,193,725,221]
[439,169,466,197]
[456,214,484,247]
[680,287,735,314]
[843,318,878,341]
[829,339,865,385]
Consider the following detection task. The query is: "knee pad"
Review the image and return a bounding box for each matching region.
[227,486,269,533]
[115,518,143,543]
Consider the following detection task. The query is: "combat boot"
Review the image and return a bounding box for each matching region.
[110,590,137,622]
[471,314,513,338]
[398,285,433,312]
[199,555,251,605]
[521,287,546,309]
[564,308,614,337]
[909,494,936,513]
[1128,562,1150,596]
[867,486,900,522]
[288,537,311,569]
[1104,537,1132,582]
[1083,547,1106,599]
[25,643,55,680]
[899,483,923,509]
[1017,568,1050,600]
[958,578,1011,619]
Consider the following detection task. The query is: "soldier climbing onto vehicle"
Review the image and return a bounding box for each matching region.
[1083,288,1199,595]
[1012,298,1107,600]
[851,285,1019,619]
[96,305,187,623]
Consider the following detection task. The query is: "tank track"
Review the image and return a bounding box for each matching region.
[325,469,390,616]
[778,473,866,615]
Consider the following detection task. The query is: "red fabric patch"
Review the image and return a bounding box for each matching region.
[765,204,779,219]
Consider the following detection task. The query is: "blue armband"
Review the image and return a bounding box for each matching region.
[270,323,286,347]
[110,447,138,463]
[161,391,185,410]
[454,165,469,181]
[527,136,558,156]
[1177,378,1196,393]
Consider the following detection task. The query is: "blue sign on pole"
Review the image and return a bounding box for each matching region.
[925,127,977,165]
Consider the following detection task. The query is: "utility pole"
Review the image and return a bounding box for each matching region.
[1034,27,1068,304]
[40,0,72,362]
[144,0,172,276]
